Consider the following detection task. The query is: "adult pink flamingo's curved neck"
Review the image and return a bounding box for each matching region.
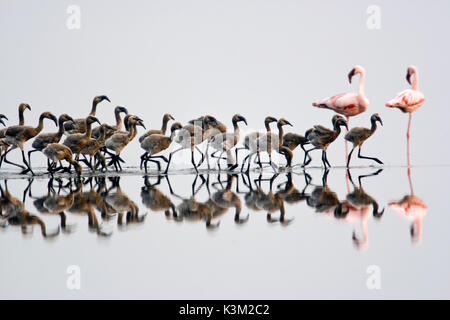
[411,68,419,91]
[358,69,366,95]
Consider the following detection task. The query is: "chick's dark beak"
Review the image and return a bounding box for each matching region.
[285,120,293,127]
[377,118,383,126]
[373,208,385,219]
[348,69,356,84]
[0,114,8,120]
[51,115,58,126]
[340,120,348,130]
[240,117,248,125]
[103,96,111,102]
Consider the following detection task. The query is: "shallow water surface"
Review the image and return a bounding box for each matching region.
[0,166,448,299]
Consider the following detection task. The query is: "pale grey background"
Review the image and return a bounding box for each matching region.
[0,0,449,299]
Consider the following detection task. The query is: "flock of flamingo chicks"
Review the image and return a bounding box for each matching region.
[0,65,424,177]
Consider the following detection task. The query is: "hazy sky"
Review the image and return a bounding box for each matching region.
[0,0,448,168]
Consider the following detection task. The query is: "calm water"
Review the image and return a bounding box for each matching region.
[0,165,448,299]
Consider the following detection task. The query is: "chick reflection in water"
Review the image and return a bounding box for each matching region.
[388,167,427,243]
[334,169,384,250]
[305,169,340,215]
[103,177,145,229]
[66,177,111,236]
[0,180,60,238]
[167,174,218,228]
[161,173,248,228]
[32,178,79,233]
[240,173,294,225]
[140,175,179,220]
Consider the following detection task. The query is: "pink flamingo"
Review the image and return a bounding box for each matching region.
[313,65,369,161]
[386,66,425,165]
[313,65,369,124]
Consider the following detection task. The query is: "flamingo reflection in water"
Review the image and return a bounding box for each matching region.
[305,169,341,214]
[0,179,60,238]
[242,173,294,225]
[103,177,145,229]
[31,178,80,233]
[388,167,427,244]
[334,169,384,250]
[168,174,220,228]
[141,175,179,220]
[67,177,111,236]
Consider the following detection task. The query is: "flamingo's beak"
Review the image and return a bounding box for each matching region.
[406,71,412,85]
[348,68,356,84]
[377,118,383,126]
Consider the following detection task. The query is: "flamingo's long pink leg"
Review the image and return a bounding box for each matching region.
[406,113,412,167]
[345,116,349,166]
[345,169,351,193]
[407,167,414,196]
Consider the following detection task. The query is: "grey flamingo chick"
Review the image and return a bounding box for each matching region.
[234,116,277,166]
[0,104,30,165]
[139,113,175,143]
[42,143,82,176]
[105,116,145,171]
[278,146,294,168]
[345,113,383,167]
[241,118,292,173]
[189,115,227,133]
[189,115,227,169]
[304,115,348,168]
[2,111,58,175]
[28,114,74,167]
[63,116,101,160]
[0,103,30,139]
[282,132,311,166]
[209,114,248,170]
[64,95,110,134]
[140,122,183,172]
[92,106,128,140]
[81,123,115,171]
[163,121,208,174]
